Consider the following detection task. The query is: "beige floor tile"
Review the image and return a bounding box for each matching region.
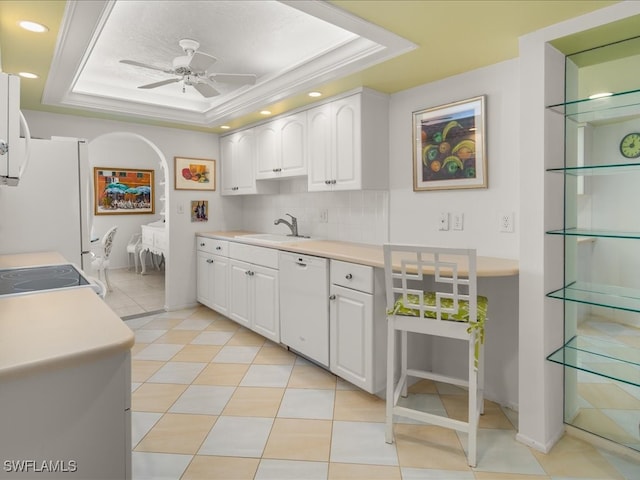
[439,395,514,429]
[288,364,337,389]
[154,329,201,345]
[262,418,332,461]
[227,329,267,346]
[130,343,148,356]
[193,363,249,386]
[407,378,438,394]
[532,435,625,479]
[140,318,183,330]
[393,424,470,470]
[617,335,640,348]
[189,308,224,321]
[223,386,285,417]
[333,389,386,422]
[131,383,187,413]
[206,316,241,331]
[328,463,402,480]
[578,382,640,409]
[571,409,638,445]
[171,344,221,362]
[253,345,297,365]
[474,473,550,480]
[181,455,259,480]
[131,360,165,383]
[135,413,216,454]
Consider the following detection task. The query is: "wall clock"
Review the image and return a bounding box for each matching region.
[620,132,640,159]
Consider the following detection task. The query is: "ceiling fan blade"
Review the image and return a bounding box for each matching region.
[188,51,217,73]
[138,78,180,89]
[120,59,174,74]
[193,82,219,98]
[209,73,257,85]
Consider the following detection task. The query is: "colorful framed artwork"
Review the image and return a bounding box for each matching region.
[94,167,154,215]
[175,157,216,191]
[191,200,208,222]
[412,95,487,191]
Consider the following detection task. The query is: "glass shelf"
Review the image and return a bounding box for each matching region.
[547,335,640,387]
[546,88,640,123]
[547,162,640,175]
[547,228,640,240]
[547,281,640,313]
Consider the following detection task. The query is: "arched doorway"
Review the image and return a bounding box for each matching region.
[88,132,169,317]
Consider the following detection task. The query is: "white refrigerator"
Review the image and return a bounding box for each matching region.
[0,137,92,269]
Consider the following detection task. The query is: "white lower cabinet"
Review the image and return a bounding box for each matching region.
[330,260,387,394]
[228,243,280,343]
[196,237,229,316]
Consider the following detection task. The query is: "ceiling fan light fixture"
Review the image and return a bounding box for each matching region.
[19,20,48,33]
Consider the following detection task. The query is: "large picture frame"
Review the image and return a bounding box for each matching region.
[413,95,487,191]
[94,167,154,215]
[175,157,216,191]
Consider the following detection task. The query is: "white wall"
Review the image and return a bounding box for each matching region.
[387,59,521,408]
[22,110,243,311]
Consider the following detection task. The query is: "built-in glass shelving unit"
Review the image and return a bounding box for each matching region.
[547,87,640,123]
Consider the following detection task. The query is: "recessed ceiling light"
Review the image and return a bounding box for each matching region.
[18,72,39,79]
[260,110,272,116]
[588,92,613,99]
[308,91,322,97]
[19,20,49,33]
[220,125,230,130]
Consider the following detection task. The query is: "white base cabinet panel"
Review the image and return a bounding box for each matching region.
[196,237,229,316]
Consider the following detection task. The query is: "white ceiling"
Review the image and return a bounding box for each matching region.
[42,0,415,128]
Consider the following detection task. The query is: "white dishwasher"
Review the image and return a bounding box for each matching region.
[279,251,329,367]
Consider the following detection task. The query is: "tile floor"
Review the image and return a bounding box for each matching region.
[126,307,640,480]
[103,266,165,318]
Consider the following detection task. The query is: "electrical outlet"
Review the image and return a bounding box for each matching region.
[177,203,184,214]
[499,212,514,232]
[452,212,464,231]
[319,209,329,223]
[439,212,449,231]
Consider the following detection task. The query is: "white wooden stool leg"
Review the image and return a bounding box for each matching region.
[385,319,395,444]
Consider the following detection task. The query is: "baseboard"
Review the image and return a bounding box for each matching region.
[516,427,564,453]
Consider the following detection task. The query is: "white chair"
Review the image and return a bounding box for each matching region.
[126,233,142,273]
[383,244,487,467]
[91,226,118,292]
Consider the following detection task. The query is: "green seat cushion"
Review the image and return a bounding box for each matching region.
[389,292,487,323]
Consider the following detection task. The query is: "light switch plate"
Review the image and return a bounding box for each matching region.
[452,212,464,230]
[439,212,449,231]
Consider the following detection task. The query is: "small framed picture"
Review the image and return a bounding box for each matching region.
[175,157,216,191]
[413,95,487,191]
[191,200,208,222]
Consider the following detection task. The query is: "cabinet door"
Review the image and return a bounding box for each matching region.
[210,254,229,316]
[228,259,251,328]
[333,95,361,191]
[220,134,236,195]
[234,129,257,194]
[251,264,279,343]
[307,104,332,191]
[330,284,373,392]
[255,122,279,179]
[280,112,307,177]
[196,250,214,308]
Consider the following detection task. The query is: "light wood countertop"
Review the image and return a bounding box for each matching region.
[197,232,519,277]
[0,252,134,380]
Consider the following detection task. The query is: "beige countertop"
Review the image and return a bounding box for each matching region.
[197,232,519,277]
[0,252,134,380]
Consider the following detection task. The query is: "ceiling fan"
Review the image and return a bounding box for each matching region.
[119,38,257,98]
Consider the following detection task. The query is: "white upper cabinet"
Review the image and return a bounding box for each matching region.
[221,129,277,196]
[255,111,307,179]
[307,89,389,192]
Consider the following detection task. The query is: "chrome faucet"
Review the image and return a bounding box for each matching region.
[274,213,298,237]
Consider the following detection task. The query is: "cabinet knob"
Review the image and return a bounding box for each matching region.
[325,180,331,185]
[345,273,353,280]
[206,259,214,264]
[200,242,205,247]
[331,179,337,184]
[216,246,222,250]
[329,294,336,300]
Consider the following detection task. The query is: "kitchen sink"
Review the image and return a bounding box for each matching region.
[236,233,313,244]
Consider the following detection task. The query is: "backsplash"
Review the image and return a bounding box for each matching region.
[241,178,389,245]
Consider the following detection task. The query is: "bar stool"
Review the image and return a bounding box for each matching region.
[382,244,487,467]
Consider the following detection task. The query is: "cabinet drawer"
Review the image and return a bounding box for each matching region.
[197,237,229,256]
[229,242,278,269]
[331,260,373,293]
